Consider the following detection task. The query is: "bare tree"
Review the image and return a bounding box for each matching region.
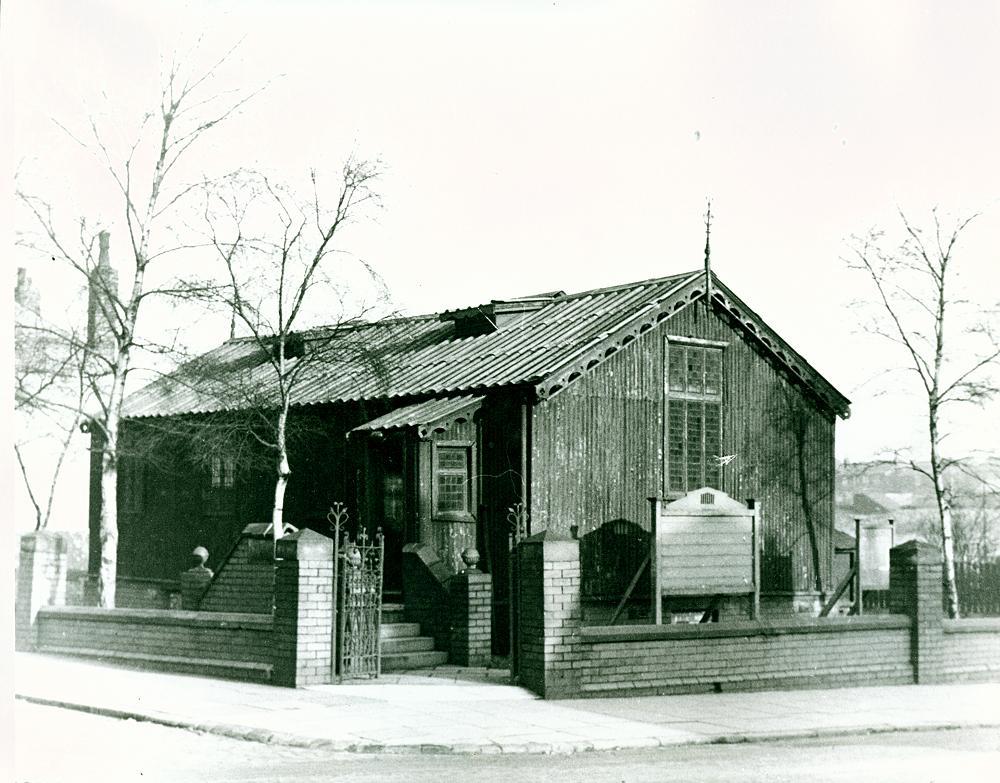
[16,53,257,607]
[14,269,89,531]
[846,209,1000,618]
[770,386,833,599]
[920,481,1000,565]
[199,164,387,543]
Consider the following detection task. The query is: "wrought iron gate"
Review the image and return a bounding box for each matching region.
[329,504,384,680]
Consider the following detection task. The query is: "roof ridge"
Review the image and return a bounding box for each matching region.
[121,269,853,422]
[556,270,699,301]
[438,271,701,316]
[221,313,442,344]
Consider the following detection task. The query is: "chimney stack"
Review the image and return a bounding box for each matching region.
[87,231,118,353]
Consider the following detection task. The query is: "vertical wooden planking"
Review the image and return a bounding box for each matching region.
[531,300,837,602]
[664,304,836,596]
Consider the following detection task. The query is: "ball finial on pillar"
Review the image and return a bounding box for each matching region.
[460,547,480,572]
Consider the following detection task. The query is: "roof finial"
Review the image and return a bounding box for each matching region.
[703,198,713,306]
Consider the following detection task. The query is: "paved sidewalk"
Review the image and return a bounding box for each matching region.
[14,653,1000,754]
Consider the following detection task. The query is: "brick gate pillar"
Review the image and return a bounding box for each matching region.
[890,539,944,684]
[272,529,334,687]
[516,531,581,698]
[15,531,68,651]
[448,550,492,667]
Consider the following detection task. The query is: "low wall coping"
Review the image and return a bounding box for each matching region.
[19,531,67,553]
[579,615,911,644]
[67,572,181,589]
[37,605,272,630]
[275,528,332,562]
[943,617,1000,634]
[402,542,454,586]
[240,523,273,537]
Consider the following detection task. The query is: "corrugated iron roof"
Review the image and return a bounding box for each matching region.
[121,271,852,420]
[351,394,483,438]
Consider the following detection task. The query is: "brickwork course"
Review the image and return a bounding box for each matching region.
[448,570,492,666]
[517,532,582,698]
[515,534,1000,699]
[35,606,273,683]
[181,566,213,610]
[16,532,67,652]
[941,619,1000,682]
[272,528,334,687]
[401,544,453,653]
[890,539,943,683]
[14,528,1000,699]
[199,527,275,614]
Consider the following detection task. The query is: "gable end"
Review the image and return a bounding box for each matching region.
[534,273,850,420]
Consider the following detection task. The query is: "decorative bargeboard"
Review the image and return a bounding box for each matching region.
[648,487,760,623]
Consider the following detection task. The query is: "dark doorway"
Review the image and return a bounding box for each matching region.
[364,433,407,598]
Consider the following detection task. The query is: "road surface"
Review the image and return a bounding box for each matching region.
[12,701,1000,782]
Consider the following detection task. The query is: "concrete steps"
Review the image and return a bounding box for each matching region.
[380,622,421,639]
[379,604,447,671]
[381,635,435,654]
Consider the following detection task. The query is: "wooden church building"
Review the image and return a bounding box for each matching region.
[93,269,851,651]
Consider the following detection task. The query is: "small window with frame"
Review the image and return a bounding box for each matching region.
[205,454,236,515]
[210,455,235,490]
[120,457,144,514]
[432,442,474,519]
[666,339,724,495]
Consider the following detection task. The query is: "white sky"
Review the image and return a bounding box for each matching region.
[4,1,1000,534]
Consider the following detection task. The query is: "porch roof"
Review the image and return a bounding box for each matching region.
[351,394,484,439]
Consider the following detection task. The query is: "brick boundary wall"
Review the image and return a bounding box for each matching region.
[65,571,181,609]
[23,527,338,689]
[181,565,213,610]
[574,616,912,696]
[402,544,455,653]
[35,606,273,682]
[198,525,275,614]
[16,532,67,651]
[404,543,496,665]
[516,534,1000,699]
[941,618,1000,683]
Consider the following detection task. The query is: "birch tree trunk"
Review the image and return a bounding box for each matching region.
[930,415,960,618]
[19,56,257,608]
[96,366,128,607]
[271,407,291,544]
[97,427,119,608]
[846,211,994,622]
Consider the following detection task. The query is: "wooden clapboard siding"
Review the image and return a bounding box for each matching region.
[530,326,662,600]
[530,300,836,597]
[418,417,478,573]
[667,303,835,596]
